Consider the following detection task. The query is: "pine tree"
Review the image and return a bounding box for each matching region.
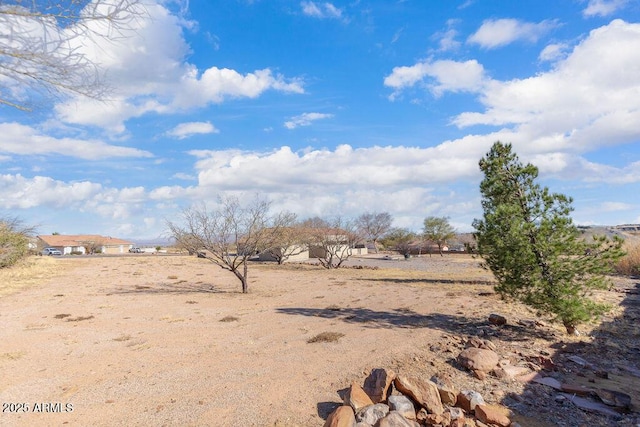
[473,142,625,334]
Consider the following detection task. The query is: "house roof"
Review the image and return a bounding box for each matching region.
[37,235,132,247]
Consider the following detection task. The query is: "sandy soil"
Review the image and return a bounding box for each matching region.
[0,254,637,426]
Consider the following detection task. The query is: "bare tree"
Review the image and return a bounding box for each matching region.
[167,196,287,293]
[261,214,309,264]
[356,211,392,253]
[303,217,361,269]
[0,0,145,110]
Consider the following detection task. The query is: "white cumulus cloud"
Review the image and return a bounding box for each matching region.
[0,122,153,159]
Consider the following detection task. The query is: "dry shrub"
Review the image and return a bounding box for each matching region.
[307,332,345,343]
[219,315,239,322]
[615,244,640,276]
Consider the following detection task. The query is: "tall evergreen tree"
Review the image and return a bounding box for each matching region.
[473,142,624,334]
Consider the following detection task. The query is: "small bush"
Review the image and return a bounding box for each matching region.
[307,331,345,343]
[0,219,30,269]
[615,244,640,276]
[219,316,239,322]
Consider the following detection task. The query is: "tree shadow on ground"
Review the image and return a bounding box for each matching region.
[357,277,497,286]
[107,281,233,295]
[276,306,556,342]
[506,277,640,426]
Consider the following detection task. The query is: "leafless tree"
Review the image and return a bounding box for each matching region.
[303,216,362,269]
[167,196,288,293]
[261,214,309,264]
[0,0,145,110]
[356,211,392,253]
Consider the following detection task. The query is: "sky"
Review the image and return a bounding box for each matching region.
[1,0,640,240]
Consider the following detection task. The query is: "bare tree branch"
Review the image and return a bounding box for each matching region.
[0,0,146,110]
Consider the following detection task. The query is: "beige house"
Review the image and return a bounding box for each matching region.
[37,235,133,255]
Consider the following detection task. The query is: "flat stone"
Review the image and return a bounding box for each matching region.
[595,388,631,409]
[562,393,622,418]
[474,404,511,427]
[501,366,531,379]
[560,383,594,397]
[532,376,562,390]
[324,405,356,427]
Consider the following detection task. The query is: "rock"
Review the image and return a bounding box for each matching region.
[458,348,500,372]
[488,313,507,326]
[356,403,390,425]
[531,376,562,390]
[562,393,622,418]
[394,375,443,415]
[363,368,396,403]
[375,411,418,427]
[448,407,464,420]
[345,382,375,412]
[595,388,631,409]
[456,390,486,413]
[324,405,356,427]
[430,375,458,406]
[560,383,594,397]
[499,365,531,379]
[473,369,487,380]
[387,395,415,420]
[475,404,511,427]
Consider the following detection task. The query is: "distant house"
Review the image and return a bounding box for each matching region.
[36,235,133,255]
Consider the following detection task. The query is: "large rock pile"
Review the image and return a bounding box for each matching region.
[323,313,635,426]
[324,366,516,427]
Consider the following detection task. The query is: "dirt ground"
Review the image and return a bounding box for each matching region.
[0,254,638,426]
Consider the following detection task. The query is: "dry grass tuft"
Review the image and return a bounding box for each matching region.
[113,334,132,342]
[219,315,239,322]
[54,313,71,319]
[307,331,345,343]
[66,315,94,322]
[167,275,178,280]
[615,243,640,276]
[0,256,67,297]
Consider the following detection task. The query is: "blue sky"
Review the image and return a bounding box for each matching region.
[1,0,640,239]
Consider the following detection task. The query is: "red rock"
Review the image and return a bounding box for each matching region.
[456,390,485,413]
[458,347,499,372]
[323,405,356,427]
[363,368,396,403]
[488,313,507,326]
[474,404,511,427]
[344,382,374,412]
[394,375,444,415]
[430,375,458,406]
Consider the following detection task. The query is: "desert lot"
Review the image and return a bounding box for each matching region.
[0,254,638,426]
